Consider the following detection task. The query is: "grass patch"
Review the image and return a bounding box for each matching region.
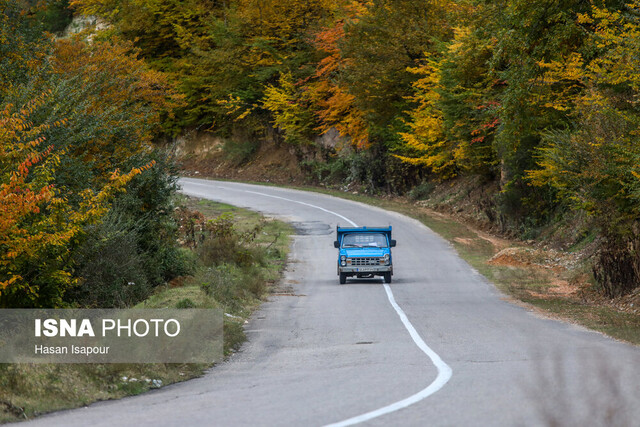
[0,363,205,423]
[520,295,640,343]
[0,196,292,423]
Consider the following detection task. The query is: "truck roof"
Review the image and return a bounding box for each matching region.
[336,226,392,238]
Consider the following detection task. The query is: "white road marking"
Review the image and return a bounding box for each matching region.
[179,181,230,192]
[241,189,452,425]
[181,181,453,425]
[326,284,453,426]
[243,190,358,227]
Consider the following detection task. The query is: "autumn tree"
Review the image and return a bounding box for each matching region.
[306,3,370,148]
[0,0,50,99]
[527,2,640,296]
[476,0,629,223]
[0,33,182,201]
[217,0,334,137]
[398,3,499,179]
[72,0,333,133]
[339,0,454,136]
[0,96,153,307]
[0,5,186,307]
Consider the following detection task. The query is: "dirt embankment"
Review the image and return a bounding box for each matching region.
[176,132,307,185]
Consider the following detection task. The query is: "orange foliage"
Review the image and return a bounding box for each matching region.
[309,5,370,148]
[50,35,181,174]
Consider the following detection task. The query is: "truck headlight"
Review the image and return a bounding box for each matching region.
[383,254,390,265]
[340,255,346,266]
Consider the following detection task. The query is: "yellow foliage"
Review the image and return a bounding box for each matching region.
[530,1,640,195]
[263,73,316,144]
[534,2,640,117]
[217,95,257,122]
[534,52,585,112]
[397,54,456,176]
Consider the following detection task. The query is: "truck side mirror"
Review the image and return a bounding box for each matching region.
[390,240,396,247]
[334,241,340,248]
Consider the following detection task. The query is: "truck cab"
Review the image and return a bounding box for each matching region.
[333,226,396,284]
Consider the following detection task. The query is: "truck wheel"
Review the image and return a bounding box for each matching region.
[339,273,347,285]
[383,272,392,284]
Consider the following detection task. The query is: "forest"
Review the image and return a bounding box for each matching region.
[1,0,190,307]
[2,0,640,304]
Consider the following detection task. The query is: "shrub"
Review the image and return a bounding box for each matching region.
[65,152,192,308]
[191,212,266,267]
[199,264,265,312]
[66,219,151,308]
[222,139,260,167]
[175,298,196,308]
[110,150,191,285]
[408,181,435,201]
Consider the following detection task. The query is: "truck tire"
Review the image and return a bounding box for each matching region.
[383,272,392,284]
[339,273,347,285]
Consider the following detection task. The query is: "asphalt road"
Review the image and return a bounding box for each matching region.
[33,178,640,426]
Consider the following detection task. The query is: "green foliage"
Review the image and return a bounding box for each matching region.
[194,212,266,268]
[0,93,154,308]
[36,0,74,34]
[408,182,436,201]
[339,0,453,130]
[0,0,50,98]
[199,263,265,313]
[66,217,152,308]
[302,145,421,194]
[301,154,355,186]
[64,152,194,308]
[222,138,260,167]
[175,298,196,308]
[173,208,275,313]
[114,152,194,284]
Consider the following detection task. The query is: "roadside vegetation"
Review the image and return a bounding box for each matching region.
[0,0,184,307]
[0,197,291,422]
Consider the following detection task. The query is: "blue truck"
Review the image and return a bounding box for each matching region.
[333,226,396,284]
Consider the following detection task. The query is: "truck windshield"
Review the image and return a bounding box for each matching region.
[342,233,388,248]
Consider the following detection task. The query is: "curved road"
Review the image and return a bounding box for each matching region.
[34,179,640,426]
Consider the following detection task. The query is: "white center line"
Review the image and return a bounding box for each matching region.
[326,283,453,426]
[243,190,358,227]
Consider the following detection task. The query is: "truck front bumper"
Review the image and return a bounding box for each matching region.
[339,265,392,274]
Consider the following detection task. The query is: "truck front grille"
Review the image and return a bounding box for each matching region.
[350,257,381,266]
